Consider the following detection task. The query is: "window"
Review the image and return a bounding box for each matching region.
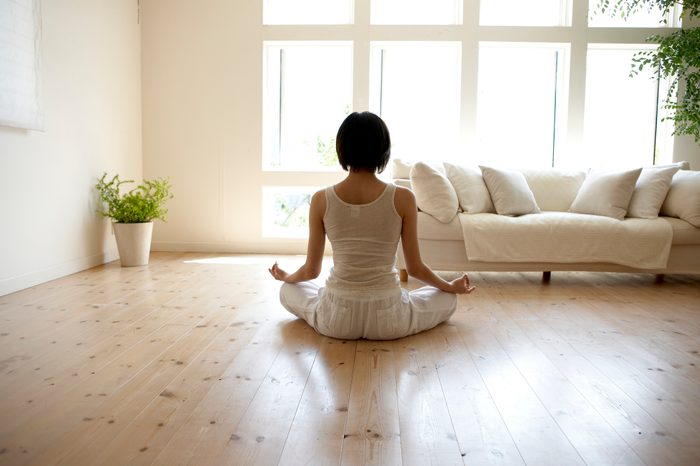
[371,0,462,25]
[480,0,571,26]
[369,42,461,163]
[262,42,352,170]
[583,45,668,168]
[476,43,568,167]
[0,0,43,130]
[262,187,316,238]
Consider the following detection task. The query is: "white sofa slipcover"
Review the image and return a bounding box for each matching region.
[392,161,700,279]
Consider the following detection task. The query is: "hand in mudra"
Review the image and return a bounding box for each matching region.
[449,273,476,294]
[268,262,289,282]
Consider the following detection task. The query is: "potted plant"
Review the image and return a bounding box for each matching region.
[96,173,173,266]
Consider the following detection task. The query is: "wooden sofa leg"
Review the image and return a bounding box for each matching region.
[399,268,408,282]
[542,271,551,283]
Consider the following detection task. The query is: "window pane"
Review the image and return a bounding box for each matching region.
[654,76,675,164]
[262,187,315,238]
[369,42,461,163]
[263,0,353,25]
[371,0,462,25]
[588,4,677,27]
[480,0,570,26]
[583,46,660,168]
[476,43,568,168]
[263,43,352,170]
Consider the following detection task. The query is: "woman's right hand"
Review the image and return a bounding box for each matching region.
[449,273,476,294]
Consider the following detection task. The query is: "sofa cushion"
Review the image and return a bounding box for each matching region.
[409,162,459,223]
[444,162,495,214]
[480,166,541,216]
[459,211,673,269]
[569,168,642,220]
[660,169,700,227]
[417,212,463,241]
[627,165,680,219]
[663,216,700,245]
[521,169,586,212]
[391,158,412,179]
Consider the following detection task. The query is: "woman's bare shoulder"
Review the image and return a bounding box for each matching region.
[310,188,327,212]
[394,184,415,201]
[393,185,416,215]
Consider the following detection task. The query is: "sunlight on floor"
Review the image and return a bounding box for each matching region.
[183,255,305,266]
[182,255,333,285]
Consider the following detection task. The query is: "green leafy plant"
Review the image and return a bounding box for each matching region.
[595,0,700,141]
[96,173,173,223]
[594,0,700,19]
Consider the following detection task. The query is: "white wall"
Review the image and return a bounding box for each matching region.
[0,0,142,296]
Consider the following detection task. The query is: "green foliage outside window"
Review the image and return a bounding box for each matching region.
[316,135,338,167]
[273,193,311,228]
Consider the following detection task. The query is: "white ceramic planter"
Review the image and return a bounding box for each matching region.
[112,222,154,266]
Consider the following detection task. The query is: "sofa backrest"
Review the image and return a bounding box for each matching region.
[390,159,700,226]
[391,159,586,213]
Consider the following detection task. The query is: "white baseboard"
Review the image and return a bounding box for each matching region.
[0,249,119,297]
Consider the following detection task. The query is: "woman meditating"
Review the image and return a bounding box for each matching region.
[269,111,475,340]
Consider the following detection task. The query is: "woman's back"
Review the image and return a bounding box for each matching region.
[323,183,402,292]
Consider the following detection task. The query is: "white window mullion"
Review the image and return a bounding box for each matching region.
[353,0,370,111]
[563,0,589,166]
[460,0,480,157]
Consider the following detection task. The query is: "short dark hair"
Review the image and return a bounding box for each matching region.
[336,112,391,173]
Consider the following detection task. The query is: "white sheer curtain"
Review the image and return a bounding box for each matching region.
[0,0,43,130]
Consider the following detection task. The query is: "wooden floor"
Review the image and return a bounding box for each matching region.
[1,253,699,466]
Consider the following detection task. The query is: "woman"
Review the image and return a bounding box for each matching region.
[269,112,474,340]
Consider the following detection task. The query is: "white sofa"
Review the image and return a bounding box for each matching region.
[392,160,700,280]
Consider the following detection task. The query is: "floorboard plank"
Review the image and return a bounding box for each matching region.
[277,337,357,466]
[430,323,524,465]
[340,340,402,466]
[390,331,465,466]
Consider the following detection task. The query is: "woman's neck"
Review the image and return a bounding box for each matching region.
[346,169,378,182]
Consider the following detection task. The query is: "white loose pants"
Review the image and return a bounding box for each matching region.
[279,283,457,340]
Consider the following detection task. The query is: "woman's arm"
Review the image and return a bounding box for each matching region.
[269,189,326,283]
[395,186,474,294]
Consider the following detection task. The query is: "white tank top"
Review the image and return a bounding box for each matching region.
[323,183,402,293]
